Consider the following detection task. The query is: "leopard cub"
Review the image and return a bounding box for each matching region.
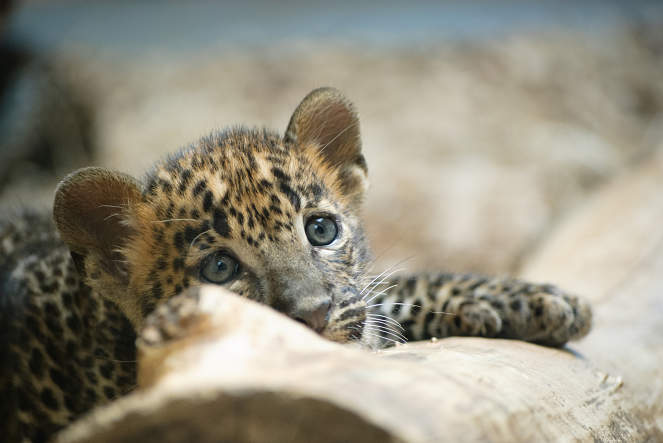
[0,88,591,442]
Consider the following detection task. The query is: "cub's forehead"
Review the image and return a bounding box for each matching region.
[141,129,339,240]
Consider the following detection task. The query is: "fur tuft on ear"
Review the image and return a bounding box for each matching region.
[53,167,142,281]
[285,87,368,202]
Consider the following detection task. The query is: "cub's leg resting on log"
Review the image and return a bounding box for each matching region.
[365,273,591,347]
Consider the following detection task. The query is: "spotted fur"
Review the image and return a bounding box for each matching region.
[366,273,591,347]
[0,88,591,441]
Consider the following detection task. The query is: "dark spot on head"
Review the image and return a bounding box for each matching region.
[141,300,156,318]
[173,231,185,252]
[272,167,289,181]
[146,178,158,195]
[309,183,323,199]
[172,258,184,271]
[213,209,230,237]
[153,227,165,243]
[203,191,214,213]
[279,182,301,212]
[165,202,175,219]
[161,180,173,194]
[152,282,164,299]
[192,179,207,197]
[156,258,167,271]
[178,169,193,193]
[184,226,201,245]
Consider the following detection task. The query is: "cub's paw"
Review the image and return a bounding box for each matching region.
[504,287,592,346]
[446,298,503,338]
[138,287,203,347]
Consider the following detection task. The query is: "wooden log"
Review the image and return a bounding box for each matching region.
[521,149,663,433]
[57,150,663,442]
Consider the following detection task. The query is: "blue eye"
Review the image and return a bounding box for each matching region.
[305,216,338,246]
[200,252,239,284]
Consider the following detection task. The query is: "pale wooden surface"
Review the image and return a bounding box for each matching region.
[58,150,663,442]
[521,148,663,432]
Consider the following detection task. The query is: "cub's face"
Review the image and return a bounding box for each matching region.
[54,88,373,344]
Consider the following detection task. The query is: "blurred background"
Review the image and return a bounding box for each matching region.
[1,0,662,275]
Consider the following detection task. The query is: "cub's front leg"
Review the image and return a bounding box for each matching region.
[365,273,592,347]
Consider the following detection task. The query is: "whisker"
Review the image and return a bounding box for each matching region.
[93,356,138,364]
[364,284,398,304]
[366,313,405,331]
[368,302,457,316]
[362,330,403,346]
[103,212,123,221]
[360,266,396,295]
[361,256,414,298]
[98,204,127,210]
[360,256,412,295]
[318,120,361,156]
[365,316,406,334]
[189,229,212,249]
[364,241,401,275]
[364,321,408,342]
[151,218,196,224]
[361,267,404,300]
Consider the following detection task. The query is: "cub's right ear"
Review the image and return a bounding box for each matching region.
[53,167,142,281]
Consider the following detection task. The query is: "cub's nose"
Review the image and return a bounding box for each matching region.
[293,300,331,333]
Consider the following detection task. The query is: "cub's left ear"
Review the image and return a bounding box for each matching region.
[53,167,142,282]
[285,87,368,204]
